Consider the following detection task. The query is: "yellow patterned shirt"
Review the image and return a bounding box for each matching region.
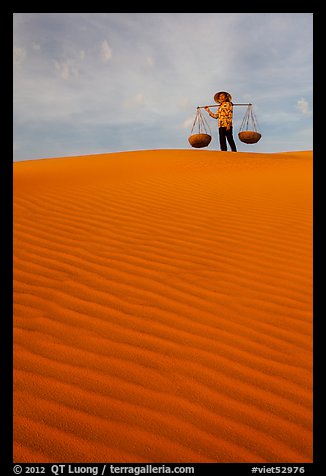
[210,101,233,128]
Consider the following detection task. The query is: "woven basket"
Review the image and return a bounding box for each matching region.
[188,133,212,148]
[238,131,261,144]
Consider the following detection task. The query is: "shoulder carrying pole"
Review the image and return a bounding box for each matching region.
[197,103,252,109]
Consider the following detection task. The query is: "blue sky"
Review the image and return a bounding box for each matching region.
[13,13,313,161]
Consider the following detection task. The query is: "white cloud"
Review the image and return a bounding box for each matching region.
[147,56,154,67]
[100,40,112,62]
[297,98,311,115]
[54,59,79,80]
[135,92,145,104]
[13,46,26,65]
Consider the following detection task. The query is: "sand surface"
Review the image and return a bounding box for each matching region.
[13,149,313,463]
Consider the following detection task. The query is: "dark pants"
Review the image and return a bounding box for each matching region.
[219,126,237,151]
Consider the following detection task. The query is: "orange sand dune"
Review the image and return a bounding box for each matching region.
[13,149,313,463]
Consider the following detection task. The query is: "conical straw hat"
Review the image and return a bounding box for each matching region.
[214,91,232,103]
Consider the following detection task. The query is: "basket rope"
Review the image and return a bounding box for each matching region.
[239,104,260,133]
[190,108,212,135]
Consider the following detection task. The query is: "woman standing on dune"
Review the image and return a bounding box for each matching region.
[205,91,237,152]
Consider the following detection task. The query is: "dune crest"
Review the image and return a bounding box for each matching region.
[14,149,313,462]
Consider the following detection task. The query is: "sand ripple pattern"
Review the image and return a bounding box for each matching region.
[14,150,313,462]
